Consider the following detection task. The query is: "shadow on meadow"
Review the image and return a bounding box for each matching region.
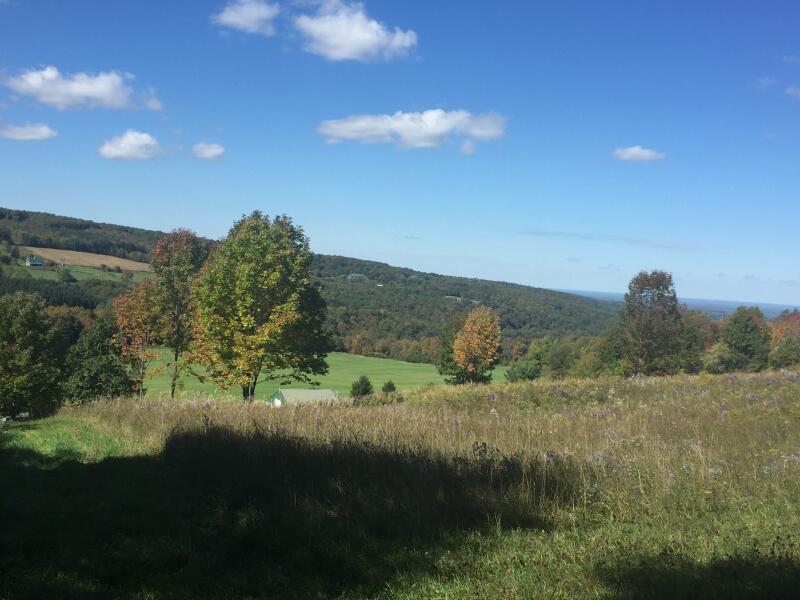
[1,421,580,599]
[595,546,800,600]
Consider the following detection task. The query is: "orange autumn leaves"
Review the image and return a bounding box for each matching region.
[452,306,501,378]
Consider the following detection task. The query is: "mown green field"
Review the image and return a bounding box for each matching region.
[2,372,799,599]
[145,349,508,397]
[6,262,151,284]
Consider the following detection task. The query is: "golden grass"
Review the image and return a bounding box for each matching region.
[20,246,151,271]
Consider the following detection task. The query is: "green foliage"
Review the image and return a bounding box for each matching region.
[351,375,374,398]
[381,380,396,393]
[316,254,618,362]
[0,208,621,364]
[0,274,126,308]
[769,335,800,368]
[0,292,79,416]
[193,212,330,400]
[721,307,771,372]
[620,270,683,375]
[151,229,210,398]
[57,268,76,283]
[65,317,133,401]
[0,207,162,261]
[703,342,743,374]
[505,358,542,382]
[676,309,713,373]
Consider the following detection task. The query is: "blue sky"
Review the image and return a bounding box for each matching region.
[1,0,799,305]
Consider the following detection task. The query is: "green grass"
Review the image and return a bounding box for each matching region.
[145,348,509,398]
[2,371,799,598]
[6,262,151,284]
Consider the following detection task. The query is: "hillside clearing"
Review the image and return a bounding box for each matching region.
[20,246,151,271]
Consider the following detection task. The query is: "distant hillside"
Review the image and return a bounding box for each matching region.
[0,208,163,262]
[0,207,619,361]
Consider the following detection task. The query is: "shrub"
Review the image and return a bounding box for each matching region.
[769,335,800,369]
[381,380,396,394]
[351,375,374,398]
[703,342,744,374]
[506,359,542,382]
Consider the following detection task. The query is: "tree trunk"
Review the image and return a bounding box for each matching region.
[170,348,179,399]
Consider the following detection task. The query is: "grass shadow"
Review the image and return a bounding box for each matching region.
[1,422,584,599]
[595,547,800,600]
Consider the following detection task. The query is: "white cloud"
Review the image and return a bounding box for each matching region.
[295,0,416,62]
[192,142,225,160]
[98,130,162,160]
[5,66,162,110]
[613,145,665,162]
[755,77,775,88]
[213,0,279,35]
[317,109,506,150]
[0,122,57,141]
[786,85,800,99]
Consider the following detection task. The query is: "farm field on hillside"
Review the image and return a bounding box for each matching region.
[3,372,799,599]
[20,246,152,271]
[145,349,509,397]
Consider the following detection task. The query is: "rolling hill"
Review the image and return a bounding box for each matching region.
[0,207,620,361]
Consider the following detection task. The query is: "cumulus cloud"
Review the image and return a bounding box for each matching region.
[0,122,57,141]
[295,0,416,62]
[192,142,225,160]
[98,130,162,160]
[317,109,506,150]
[212,0,280,35]
[5,66,162,110]
[786,85,800,99]
[613,145,665,162]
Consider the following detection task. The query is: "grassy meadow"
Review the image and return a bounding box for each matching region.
[20,246,152,271]
[3,371,800,598]
[144,348,509,397]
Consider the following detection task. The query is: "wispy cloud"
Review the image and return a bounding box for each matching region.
[294,0,416,62]
[613,145,665,162]
[516,227,709,251]
[192,142,225,160]
[0,122,57,141]
[5,66,162,110]
[782,55,800,64]
[212,0,280,36]
[98,130,162,160]
[754,77,775,88]
[317,109,506,151]
[786,85,800,99]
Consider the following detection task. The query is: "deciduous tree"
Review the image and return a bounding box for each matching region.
[192,212,330,400]
[151,229,210,398]
[451,306,501,384]
[113,278,162,397]
[0,292,78,416]
[621,270,683,375]
[721,306,771,372]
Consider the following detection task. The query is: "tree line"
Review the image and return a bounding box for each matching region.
[501,271,800,382]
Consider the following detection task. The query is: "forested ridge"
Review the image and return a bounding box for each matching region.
[0,207,619,361]
[0,207,163,262]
